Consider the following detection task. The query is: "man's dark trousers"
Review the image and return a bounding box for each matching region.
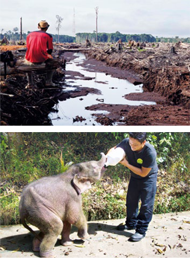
[126,173,157,235]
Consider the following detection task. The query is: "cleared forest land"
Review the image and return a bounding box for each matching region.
[0,42,190,125]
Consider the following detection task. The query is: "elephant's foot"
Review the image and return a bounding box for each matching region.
[40,250,54,258]
[33,237,41,252]
[78,230,89,240]
[61,239,73,246]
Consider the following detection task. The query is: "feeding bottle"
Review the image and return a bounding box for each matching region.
[104,147,125,167]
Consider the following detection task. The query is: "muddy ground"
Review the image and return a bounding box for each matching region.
[1,211,190,257]
[81,42,190,126]
[0,42,189,125]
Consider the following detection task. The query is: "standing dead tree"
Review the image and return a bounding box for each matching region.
[95,7,98,42]
[20,17,23,41]
[56,15,63,43]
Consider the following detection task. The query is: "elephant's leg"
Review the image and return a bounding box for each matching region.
[61,221,73,246]
[33,232,44,252]
[40,233,59,258]
[39,216,63,258]
[26,204,63,257]
[74,212,89,239]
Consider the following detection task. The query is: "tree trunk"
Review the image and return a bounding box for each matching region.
[7,132,23,149]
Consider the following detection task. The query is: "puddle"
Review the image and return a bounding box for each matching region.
[49,53,156,126]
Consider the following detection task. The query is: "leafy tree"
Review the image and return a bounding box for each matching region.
[13,27,18,33]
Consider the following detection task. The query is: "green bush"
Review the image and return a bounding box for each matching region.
[0,132,189,225]
[0,187,20,225]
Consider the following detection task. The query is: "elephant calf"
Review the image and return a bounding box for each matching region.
[19,153,106,258]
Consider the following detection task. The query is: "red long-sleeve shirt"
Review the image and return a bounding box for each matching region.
[25,31,53,63]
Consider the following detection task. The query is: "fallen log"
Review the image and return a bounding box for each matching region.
[0,58,63,76]
[0,60,46,75]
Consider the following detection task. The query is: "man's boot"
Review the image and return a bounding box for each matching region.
[26,72,35,88]
[45,70,58,86]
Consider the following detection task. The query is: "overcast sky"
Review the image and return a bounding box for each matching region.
[0,0,189,38]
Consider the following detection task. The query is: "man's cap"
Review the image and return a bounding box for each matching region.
[38,20,50,28]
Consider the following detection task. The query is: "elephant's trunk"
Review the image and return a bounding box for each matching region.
[99,152,107,173]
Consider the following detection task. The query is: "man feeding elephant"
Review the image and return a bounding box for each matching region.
[106,132,158,242]
[25,20,58,86]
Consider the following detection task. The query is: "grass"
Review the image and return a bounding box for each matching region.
[154,193,190,214]
[0,189,20,225]
[0,176,190,225]
[138,48,146,52]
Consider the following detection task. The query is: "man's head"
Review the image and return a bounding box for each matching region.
[38,20,49,31]
[128,132,147,152]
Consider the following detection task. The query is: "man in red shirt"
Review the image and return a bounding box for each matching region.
[25,20,57,86]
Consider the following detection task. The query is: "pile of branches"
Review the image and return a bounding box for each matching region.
[1,75,62,125]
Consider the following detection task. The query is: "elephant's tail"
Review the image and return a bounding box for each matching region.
[21,217,41,241]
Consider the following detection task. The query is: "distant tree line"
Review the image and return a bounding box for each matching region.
[76,31,156,43]
[52,34,75,43]
[156,36,190,43]
[0,30,190,44]
[76,31,190,43]
[0,31,75,43]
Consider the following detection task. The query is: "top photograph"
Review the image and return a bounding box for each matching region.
[0,0,190,126]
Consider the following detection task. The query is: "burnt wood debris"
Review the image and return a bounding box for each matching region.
[0,45,67,125]
[0,41,190,125]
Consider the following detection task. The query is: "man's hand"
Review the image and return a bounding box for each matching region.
[120,157,152,177]
[47,54,53,59]
[119,156,128,166]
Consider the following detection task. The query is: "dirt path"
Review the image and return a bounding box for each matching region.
[1,211,190,258]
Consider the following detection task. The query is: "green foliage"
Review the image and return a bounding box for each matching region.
[53,34,75,43]
[0,32,75,43]
[154,193,190,214]
[0,132,189,225]
[138,48,146,52]
[168,193,190,212]
[83,182,126,221]
[59,151,72,173]
[1,132,189,181]
[1,32,190,44]
[76,32,156,43]
[0,134,8,172]
[147,133,174,165]
[0,182,20,225]
[146,133,190,176]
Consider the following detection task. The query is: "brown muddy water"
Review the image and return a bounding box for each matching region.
[49,53,155,126]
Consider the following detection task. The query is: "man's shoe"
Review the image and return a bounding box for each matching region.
[45,82,58,87]
[129,232,145,242]
[116,223,136,231]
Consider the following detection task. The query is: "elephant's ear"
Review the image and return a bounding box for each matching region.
[73,174,92,194]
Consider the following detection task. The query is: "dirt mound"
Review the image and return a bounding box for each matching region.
[85,42,190,108]
[82,42,190,125]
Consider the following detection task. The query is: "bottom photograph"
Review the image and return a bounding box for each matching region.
[0,132,190,258]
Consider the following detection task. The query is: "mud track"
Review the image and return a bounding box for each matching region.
[81,42,190,125]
